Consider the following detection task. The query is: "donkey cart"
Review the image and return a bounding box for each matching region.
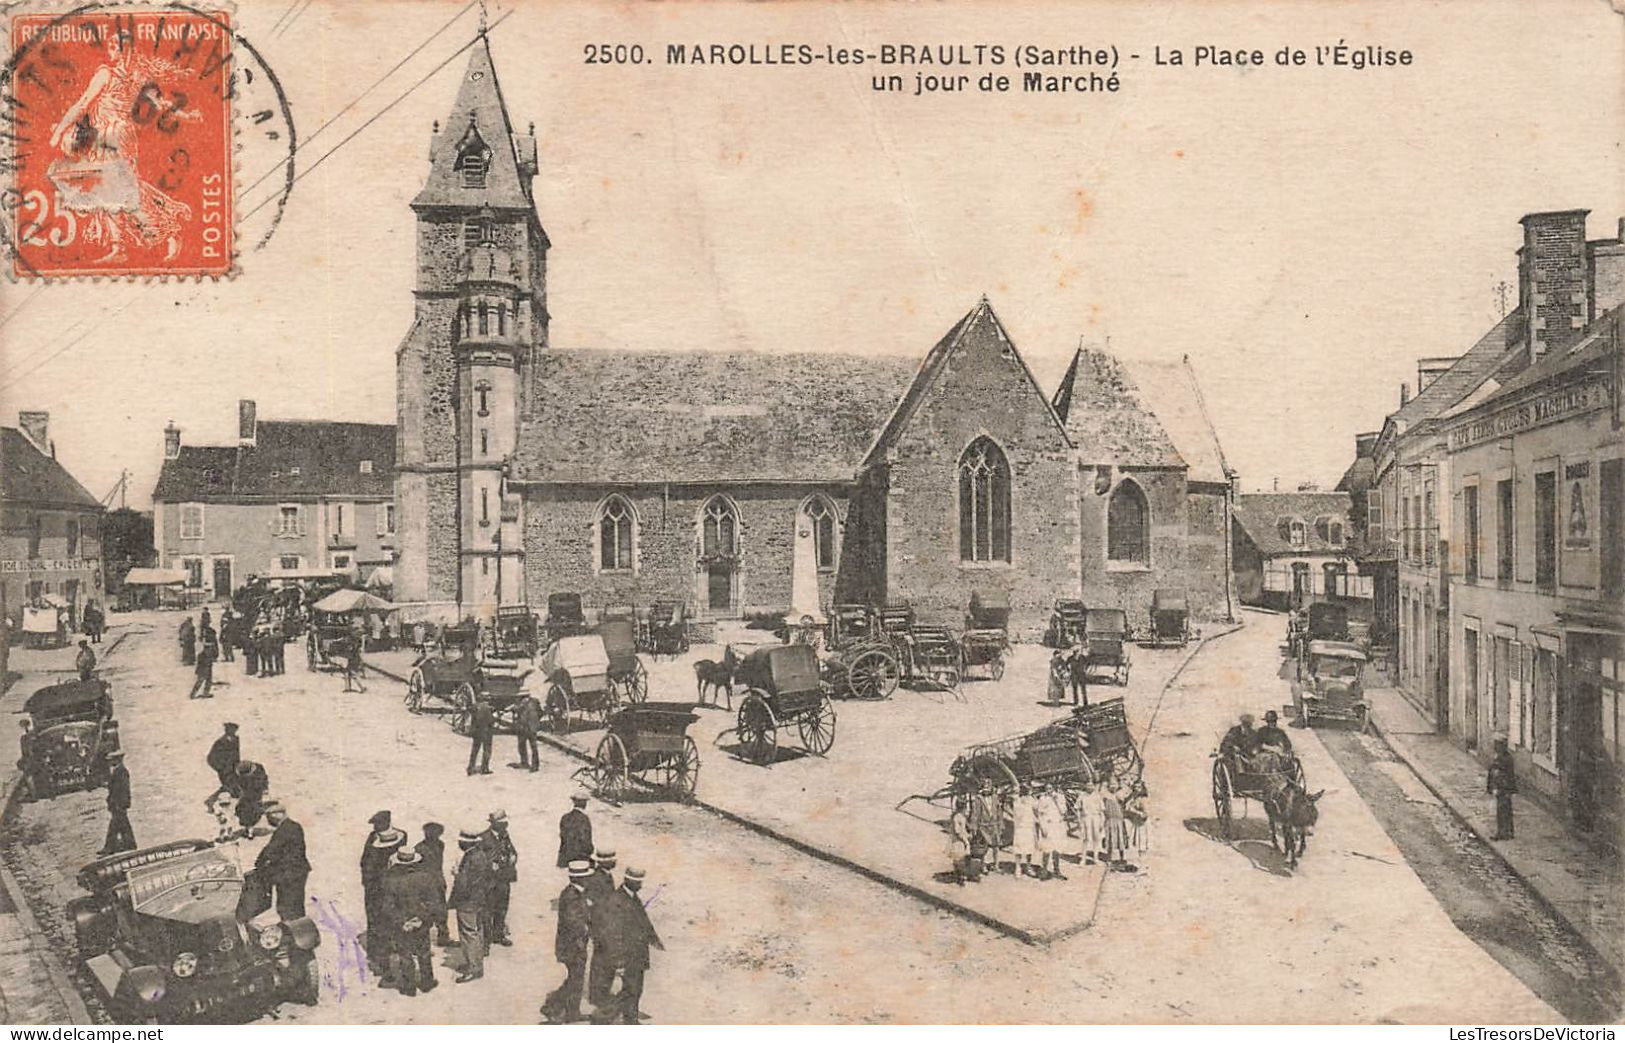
[579,703,702,801]
[1211,746,1321,868]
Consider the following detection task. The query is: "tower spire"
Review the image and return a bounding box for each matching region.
[478,0,488,35]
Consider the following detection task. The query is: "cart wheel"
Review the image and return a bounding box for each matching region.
[670,736,700,799]
[990,654,1006,682]
[629,661,649,703]
[405,670,425,713]
[450,683,476,736]
[593,734,629,800]
[798,697,837,756]
[545,683,571,733]
[845,648,899,700]
[736,692,778,765]
[1212,760,1234,839]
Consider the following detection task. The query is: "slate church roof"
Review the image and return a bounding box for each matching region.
[413,34,537,215]
[2,427,101,508]
[514,350,917,485]
[1052,348,1185,469]
[153,421,396,501]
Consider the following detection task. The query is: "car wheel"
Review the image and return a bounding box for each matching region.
[293,954,320,1006]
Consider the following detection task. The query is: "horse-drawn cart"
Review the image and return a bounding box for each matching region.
[733,644,837,764]
[405,624,482,717]
[540,634,617,731]
[544,593,590,646]
[1081,608,1131,685]
[960,590,1010,681]
[1211,744,1318,866]
[643,600,691,657]
[822,605,901,700]
[578,702,701,801]
[1045,599,1089,649]
[1148,589,1191,648]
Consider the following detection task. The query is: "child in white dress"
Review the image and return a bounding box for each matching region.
[1009,785,1039,878]
[1076,780,1105,864]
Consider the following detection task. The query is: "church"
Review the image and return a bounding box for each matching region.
[393,35,1238,637]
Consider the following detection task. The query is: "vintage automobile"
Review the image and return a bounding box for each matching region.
[1148,589,1191,648]
[20,678,118,799]
[1297,640,1369,727]
[67,839,320,1023]
[960,590,1011,681]
[491,605,540,659]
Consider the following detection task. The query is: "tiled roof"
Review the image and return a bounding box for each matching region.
[1,428,101,509]
[1469,305,1620,408]
[1234,492,1353,556]
[1392,310,1522,427]
[152,421,395,501]
[412,37,534,212]
[514,350,917,484]
[1119,357,1230,484]
[1334,456,1374,494]
[1052,348,1184,469]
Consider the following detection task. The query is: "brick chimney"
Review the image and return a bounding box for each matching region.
[1589,217,1625,315]
[1519,209,1591,362]
[164,421,182,460]
[238,399,257,446]
[17,411,48,455]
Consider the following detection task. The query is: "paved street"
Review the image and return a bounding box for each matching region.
[0,610,1583,1022]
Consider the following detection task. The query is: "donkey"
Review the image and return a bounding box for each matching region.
[1264,777,1324,869]
[694,644,739,709]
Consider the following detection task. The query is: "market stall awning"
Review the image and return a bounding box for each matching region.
[121,568,189,586]
[313,589,398,614]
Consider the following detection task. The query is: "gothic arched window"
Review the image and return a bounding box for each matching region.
[1107,480,1149,563]
[800,495,839,571]
[598,496,636,573]
[959,437,1011,563]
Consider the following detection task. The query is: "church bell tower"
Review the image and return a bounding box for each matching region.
[394,29,547,609]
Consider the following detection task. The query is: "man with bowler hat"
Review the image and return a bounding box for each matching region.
[557,790,594,867]
[1488,734,1518,840]
[482,810,518,946]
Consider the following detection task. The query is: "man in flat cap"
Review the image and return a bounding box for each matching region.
[98,749,135,855]
[467,690,495,776]
[254,800,310,921]
[206,722,240,791]
[483,810,519,947]
[415,822,452,948]
[449,828,494,983]
[542,860,595,1023]
[360,812,402,978]
[601,866,663,1024]
[557,790,594,868]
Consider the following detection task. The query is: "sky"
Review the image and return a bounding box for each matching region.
[2,0,1622,509]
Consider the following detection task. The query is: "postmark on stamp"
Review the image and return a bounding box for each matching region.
[4,3,295,279]
[9,7,232,277]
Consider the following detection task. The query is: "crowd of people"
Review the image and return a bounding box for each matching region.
[948,771,1149,884]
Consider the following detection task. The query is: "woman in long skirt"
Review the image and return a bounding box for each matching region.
[1101,776,1130,870]
[1124,779,1150,859]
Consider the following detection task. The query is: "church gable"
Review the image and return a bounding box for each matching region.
[867,298,1072,467]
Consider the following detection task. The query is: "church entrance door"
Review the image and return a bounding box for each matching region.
[700,496,738,616]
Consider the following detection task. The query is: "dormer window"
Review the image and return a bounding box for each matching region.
[359,460,373,474]
[457,150,489,189]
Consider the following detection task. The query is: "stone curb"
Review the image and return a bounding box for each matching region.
[1366,707,1622,981]
[0,755,95,1024]
[370,626,1230,946]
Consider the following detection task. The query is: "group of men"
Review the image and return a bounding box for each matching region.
[465,685,544,777]
[359,806,519,995]
[545,790,663,1025]
[205,722,273,830]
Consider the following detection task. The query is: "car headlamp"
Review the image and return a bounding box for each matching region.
[171,952,199,978]
[257,923,284,950]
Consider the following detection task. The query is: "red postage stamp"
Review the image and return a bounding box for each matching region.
[8,7,234,278]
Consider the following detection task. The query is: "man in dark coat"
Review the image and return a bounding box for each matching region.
[218,609,235,662]
[188,637,216,699]
[1220,714,1259,765]
[233,760,270,828]
[206,723,241,790]
[76,640,96,681]
[482,811,518,946]
[243,618,259,676]
[1487,735,1518,840]
[541,861,594,1023]
[381,847,441,996]
[599,866,663,1024]
[585,849,619,1009]
[1254,710,1293,755]
[179,617,196,666]
[513,686,541,772]
[359,812,402,977]
[449,829,493,983]
[416,822,451,948]
[466,692,494,775]
[270,627,287,676]
[255,800,311,921]
[1068,649,1089,707]
[557,791,593,867]
[99,750,135,855]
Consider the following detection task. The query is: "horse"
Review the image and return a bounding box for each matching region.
[694,645,738,708]
[1263,774,1323,869]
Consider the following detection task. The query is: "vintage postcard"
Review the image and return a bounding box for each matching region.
[0,0,1620,1028]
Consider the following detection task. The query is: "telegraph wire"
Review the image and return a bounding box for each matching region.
[235,0,478,204]
[240,10,512,225]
